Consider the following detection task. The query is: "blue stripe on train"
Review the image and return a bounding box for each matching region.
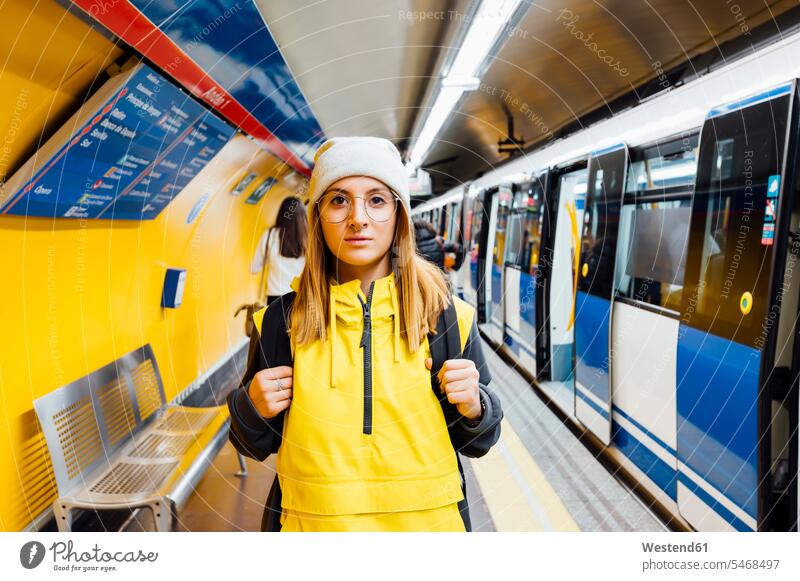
[576,387,609,419]
[495,293,756,527]
[612,409,756,527]
[677,473,754,531]
[707,82,793,119]
[676,324,759,519]
[612,412,754,527]
[575,291,611,404]
[491,263,502,305]
[497,299,753,527]
[612,404,677,457]
[611,406,752,531]
[470,256,478,295]
[503,270,537,357]
[612,421,677,501]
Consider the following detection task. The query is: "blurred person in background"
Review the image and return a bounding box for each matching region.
[251,196,308,306]
[413,218,465,296]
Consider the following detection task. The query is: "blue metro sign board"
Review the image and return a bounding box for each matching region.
[0,63,235,220]
[127,0,325,168]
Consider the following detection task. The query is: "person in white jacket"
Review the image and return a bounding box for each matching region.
[251,196,307,305]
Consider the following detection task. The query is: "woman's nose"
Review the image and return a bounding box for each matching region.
[348,198,370,225]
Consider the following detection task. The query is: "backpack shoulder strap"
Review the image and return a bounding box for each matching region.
[428,296,461,393]
[238,292,296,390]
[428,294,475,531]
[254,291,294,533]
[262,291,296,367]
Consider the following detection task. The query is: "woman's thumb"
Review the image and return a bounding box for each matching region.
[425,358,432,369]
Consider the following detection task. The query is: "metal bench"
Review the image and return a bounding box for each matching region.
[34,344,231,532]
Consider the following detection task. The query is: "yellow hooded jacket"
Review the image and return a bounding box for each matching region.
[247,271,477,531]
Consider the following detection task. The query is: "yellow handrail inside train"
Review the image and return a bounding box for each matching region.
[566,200,579,331]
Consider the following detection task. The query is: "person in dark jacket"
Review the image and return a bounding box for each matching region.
[413,218,463,270]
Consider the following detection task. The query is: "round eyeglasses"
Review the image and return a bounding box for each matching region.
[317,191,400,223]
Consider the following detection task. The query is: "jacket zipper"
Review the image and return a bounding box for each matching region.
[358,281,376,435]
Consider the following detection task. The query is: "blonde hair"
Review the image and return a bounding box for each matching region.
[289,199,451,352]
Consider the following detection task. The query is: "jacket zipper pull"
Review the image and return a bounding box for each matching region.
[360,302,370,348]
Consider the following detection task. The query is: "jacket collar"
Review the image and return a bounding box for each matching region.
[289,271,402,388]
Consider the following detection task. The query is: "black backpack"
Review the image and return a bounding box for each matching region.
[237,290,474,531]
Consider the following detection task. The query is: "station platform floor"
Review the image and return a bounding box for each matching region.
[120,336,667,533]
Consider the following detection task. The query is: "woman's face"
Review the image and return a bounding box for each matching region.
[319,175,398,273]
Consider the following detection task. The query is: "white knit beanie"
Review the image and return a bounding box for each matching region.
[306,137,410,222]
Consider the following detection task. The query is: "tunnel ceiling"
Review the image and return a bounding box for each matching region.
[428,0,799,192]
[254,0,473,149]
[259,0,798,192]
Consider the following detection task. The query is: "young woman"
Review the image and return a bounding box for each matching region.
[228,137,502,532]
[250,195,307,305]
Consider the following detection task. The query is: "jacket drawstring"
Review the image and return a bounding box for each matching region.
[330,290,338,388]
[390,277,400,362]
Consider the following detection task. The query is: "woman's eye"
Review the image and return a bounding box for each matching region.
[370,196,388,206]
[331,195,348,205]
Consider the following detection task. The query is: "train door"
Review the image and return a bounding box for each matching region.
[486,185,512,344]
[503,176,546,372]
[574,145,628,445]
[610,133,699,504]
[676,82,800,531]
[537,163,587,415]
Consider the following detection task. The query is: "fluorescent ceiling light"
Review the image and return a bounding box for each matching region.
[410,87,463,168]
[447,0,520,79]
[441,76,481,90]
[409,0,522,168]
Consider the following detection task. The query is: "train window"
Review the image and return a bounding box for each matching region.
[626,147,698,192]
[494,187,512,267]
[464,205,474,249]
[712,138,735,182]
[445,203,455,239]
[504,189,525,268]
[525,204,544,276]
[578,148,627,298]
[615,199,692,312]
[616,140,698,311]
[505,213,525,266]
[452,200,462,243]
[681,94,790,347]
[512,180,545,275]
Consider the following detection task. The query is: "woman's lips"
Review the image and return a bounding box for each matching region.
[345,237,372,245]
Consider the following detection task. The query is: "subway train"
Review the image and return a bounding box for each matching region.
[414,32,800,532]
